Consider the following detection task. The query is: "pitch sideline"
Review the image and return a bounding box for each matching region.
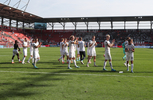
[0,70,152,78]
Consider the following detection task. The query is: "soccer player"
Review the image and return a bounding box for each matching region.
[76,38,80,61]
[125,39,135,73]
[124,37,131,67]
[62,38,69,64]
[78,37,86,64]
[32,38,41,68]
[12,40,22,63]
[28,39,35,63]
[22,38,28,64]
[103,34,116,71]
[87,40,91,63]
[68,35,80,69]
[122,39,126,60]
[87,36,97,67]
[58,38,64,62]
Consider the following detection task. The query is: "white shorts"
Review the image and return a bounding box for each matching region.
[77,48,80,54]
[13,49,18,56]
[30,49,33,56]
[89,50,96,57]
[69,51,75,58]
[126,53,134,61]
[33,51,40,59]
[105,52,112,60]
[63,51,69,56]
[23,49,27,56]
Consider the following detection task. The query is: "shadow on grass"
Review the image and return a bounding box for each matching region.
[0,70,68,100]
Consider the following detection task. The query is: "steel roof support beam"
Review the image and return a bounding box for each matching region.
[72,22,77,32]
[9,18,11,28]
[1,17,4,29]
[97,21,101,30]
[111,21,113,30]
[59,22,66,30]
[85,22,89,31]
[137,21,139,30]
[16,20,18,30]
[124,21,126,30]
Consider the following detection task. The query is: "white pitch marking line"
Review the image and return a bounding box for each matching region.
[0,71,153,78]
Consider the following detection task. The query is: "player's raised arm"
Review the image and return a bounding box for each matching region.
[107,39,115,47]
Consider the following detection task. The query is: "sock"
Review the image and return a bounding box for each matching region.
[18,59,20,62]
[127,63,129,70]
[87,62,89,65]
[109,62,113,69]
[73,60,77,67]
[28,57,32,62]
[94,62,96,65]
[103,61,107,69]
[131,64,134,71]
[22,57,26,63]
[68,60,71,68]
[59,56,62,60]
[34,58,37,66]
[12,60,14,62]
[32,58,34,63]
[36,58,40,63]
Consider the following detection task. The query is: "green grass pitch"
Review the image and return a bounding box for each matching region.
[0,47,153,100]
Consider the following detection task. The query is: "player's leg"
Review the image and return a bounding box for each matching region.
[103,59,107,71]
[80,51,84,64]
[22,50,27,64]
[123,49,126,60]
[62,54,65,64]
[58,51,63,62]
[12,50,15,63]
[93,56,97,67]
[131,54,134,73]
[82,51,86,60]
[131,61,134,73]
[68,52,72,69]
[28,51,33,63]
[87,56,91,67]
[126,54,130,71]
[76,52,80,61]
[16,53,21,63]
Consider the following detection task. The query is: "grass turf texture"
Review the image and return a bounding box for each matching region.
[0,47,153,100]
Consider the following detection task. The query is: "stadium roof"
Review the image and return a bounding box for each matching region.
[43,16,153,23]
[1,3,153,23]
[0,3,43,23]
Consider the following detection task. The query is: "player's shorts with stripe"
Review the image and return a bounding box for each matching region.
[87,48,90,55]
[30,50,33,56]
[69,51,75,58]
[63,51,69,56]
[126,53,134,61]
[13,49,19,56]
[33,51,40,59]
[105,52,112,60]
[89,50,96,56]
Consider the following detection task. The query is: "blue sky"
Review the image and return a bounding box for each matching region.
[1,0,153,18]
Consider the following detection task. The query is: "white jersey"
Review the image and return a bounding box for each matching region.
[78,41,85,51]
[69,40,75,52]
[104,40,110,53]
[63,42,69,52]
[60,42,64,51]
[33,42,39,52]
[23,41,28,50]
[89,40,96,51]
[125,44,134,54]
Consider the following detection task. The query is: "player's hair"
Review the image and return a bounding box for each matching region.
[92,36,95,38]
[15,40,18,44]
[64,38,67,40]
[61,38,64,41]
[106,34,110,37]
[79,37,82,40]
[126,37,131,40]
[69,35,74,39]
[128,39,131,43]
